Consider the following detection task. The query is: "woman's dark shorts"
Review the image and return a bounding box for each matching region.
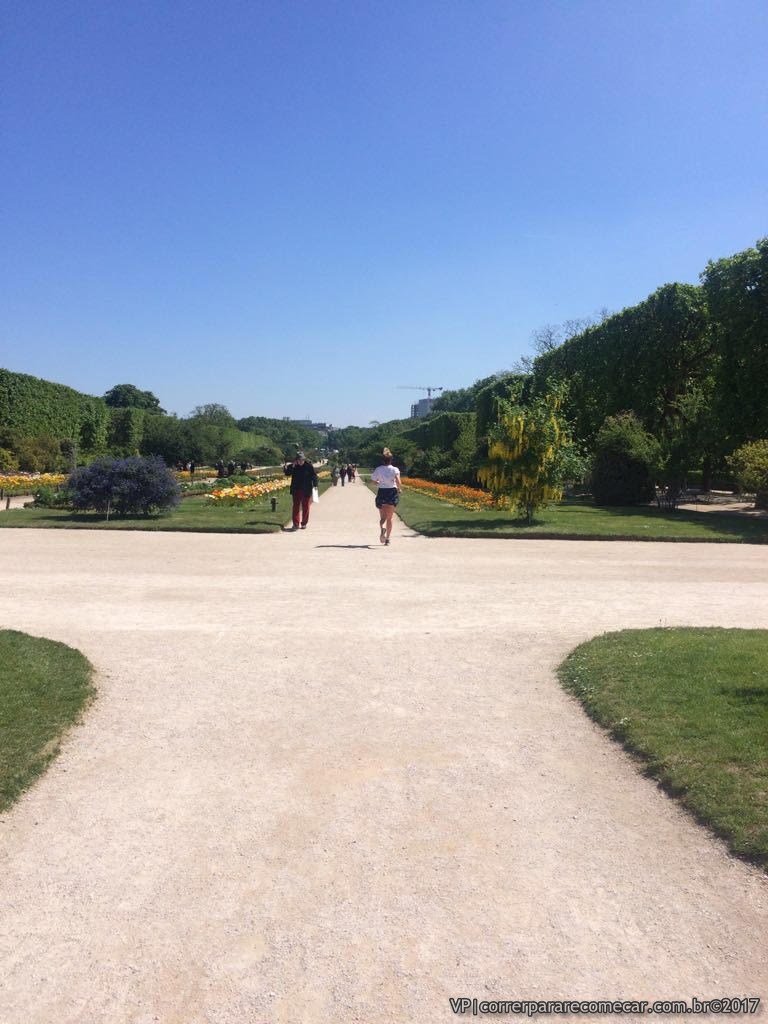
[375,487,400,508]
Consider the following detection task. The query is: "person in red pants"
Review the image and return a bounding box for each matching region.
[283,452,318,530]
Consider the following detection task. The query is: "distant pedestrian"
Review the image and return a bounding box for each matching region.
[283,452,318,530]
[340,465,347,486]
[189,461,196,478]
[331,466,340,486]
[371,448,401,546]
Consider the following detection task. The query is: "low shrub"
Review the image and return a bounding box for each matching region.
[179,474,260,495]
[68,456,180,516]
[32,485,71,509]
[728,440,768,508]
[591,413,659,506]
[0,448,19,473]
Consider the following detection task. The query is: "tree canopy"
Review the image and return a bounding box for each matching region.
[104,384,165,412]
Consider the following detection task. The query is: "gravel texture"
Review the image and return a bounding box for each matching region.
[0,480,766,1023]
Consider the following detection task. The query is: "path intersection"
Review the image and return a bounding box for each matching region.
[1,481,767,1022]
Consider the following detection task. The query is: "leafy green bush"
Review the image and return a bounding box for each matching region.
[727,440,768,508]
[0,448,19,472]
[477,384,576,522]
[591,413,659,505]
[68,456,180,516]
[32,485,71,509]
[179,474,255,495]
[8,434,64,473]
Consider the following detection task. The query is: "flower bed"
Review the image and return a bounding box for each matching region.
[207,476,289,505]
[0,474,68,496]
[400,477,497,510]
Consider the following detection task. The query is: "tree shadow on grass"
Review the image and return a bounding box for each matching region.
[587,505,768,542]
[719,686,768,709]
[413,505,768,543]
[11,510,170,525]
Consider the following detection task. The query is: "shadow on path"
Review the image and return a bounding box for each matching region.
[315,544,374,549]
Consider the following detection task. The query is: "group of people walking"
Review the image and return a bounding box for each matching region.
[331,463,357,486]
[283,448,401,544]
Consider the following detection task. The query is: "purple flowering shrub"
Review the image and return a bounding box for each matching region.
[68,456,180,515]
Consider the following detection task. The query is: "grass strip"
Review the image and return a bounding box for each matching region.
[0,477,334,534]
[0,481,325,534]
[389,488,768,544]
[0,630,95,811]
[559,628,768,868]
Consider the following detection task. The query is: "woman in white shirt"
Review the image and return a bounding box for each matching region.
[370,448,402,546]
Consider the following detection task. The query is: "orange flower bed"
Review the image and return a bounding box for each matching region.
[0,473,68,495]
[207,477,290,505]
[401,477,497,510]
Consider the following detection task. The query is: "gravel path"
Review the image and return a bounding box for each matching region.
[1,482,767,1023]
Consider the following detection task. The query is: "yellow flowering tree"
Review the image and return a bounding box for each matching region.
[477,384,578,522]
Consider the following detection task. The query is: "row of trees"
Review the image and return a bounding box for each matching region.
[528,238,768,489]
[0,371,324,472]
[326,237,767,513]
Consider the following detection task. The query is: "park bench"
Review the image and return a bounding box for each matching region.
[654,486,679,510]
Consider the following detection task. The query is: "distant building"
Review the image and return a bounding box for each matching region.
[284,417,332,434]
[410,398,434,419]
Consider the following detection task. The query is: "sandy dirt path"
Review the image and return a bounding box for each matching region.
[1,481,767,1023]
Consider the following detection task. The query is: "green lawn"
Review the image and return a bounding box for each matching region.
[0,630,95,811]
[0,482,331,534]
[559,628,768,868]
[390,488,768,543]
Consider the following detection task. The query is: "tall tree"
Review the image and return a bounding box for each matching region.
[530,283,712,450]
[703,237,768,453]
[477,383,576,522]
[190,403,236,427]
[104,384,164,412]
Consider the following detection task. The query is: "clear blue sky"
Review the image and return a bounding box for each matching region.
[2,1,766,427]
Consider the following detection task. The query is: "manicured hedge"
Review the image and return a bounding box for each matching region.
[0,369,110,454]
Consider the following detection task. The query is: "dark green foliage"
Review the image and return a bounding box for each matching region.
[400,412,478,483]
[108,407,145,455]
[0,369,110,457]
[431,374,504,414]
[704,238,768,453]
[329,419,416,466]
[104,383,164,412]
[139,412,188,465]
[0,369,309,471]
[401,411,474,451]
[237,416,323,454]
[728,440,768,509]
[530,283,712,447]
[32,484,71,509]
[59,438,77,472]
[190,403,237,427]
[247,442,283,465]
[591,413,659,505]
[0,448,19,472]
[68,456,180,515]
[8,434,63,472]
[475,374,529,440]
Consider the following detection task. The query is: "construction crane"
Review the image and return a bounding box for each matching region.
[397,385,444,398]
